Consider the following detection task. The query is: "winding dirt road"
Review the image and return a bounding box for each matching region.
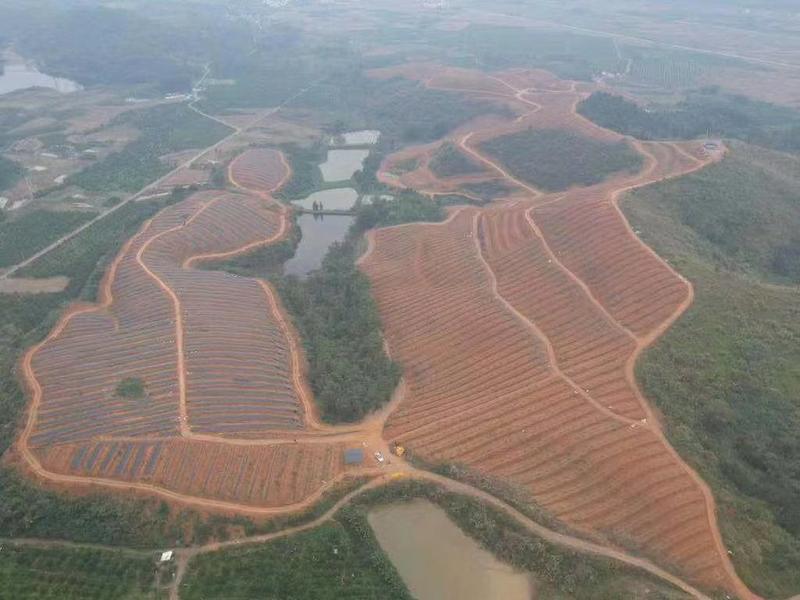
[366,67,758,599]
[8,63,771,600]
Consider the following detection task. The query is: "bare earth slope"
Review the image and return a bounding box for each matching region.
[361,66,755,599]
[13,62,761,598]
[18,149,376,514]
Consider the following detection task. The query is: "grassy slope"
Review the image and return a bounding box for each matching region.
[624,143,800,597]
[480,128,643,191]
[0,545,157,600]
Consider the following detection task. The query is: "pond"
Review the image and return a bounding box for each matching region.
[284,213,354,278]
[0,53,82,96]
[319,149,370,182]
[291,188,358,212]
[332,130,381,146]
[368,500,532,600]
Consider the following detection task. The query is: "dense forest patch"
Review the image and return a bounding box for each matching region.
[429,142,485,178]
[625,144,800,596]
[0,544,157,600]
[579,90,800,154]
[0,5,201,92]
[480,128,643,191]
[0,155,22,192]
[181,514,411,600]
[0,209,95,269]
[296,74,511,146]
[626,143,800,284]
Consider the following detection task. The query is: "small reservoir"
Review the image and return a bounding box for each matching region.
[284,214,353,278]
[368,500,532,600]
[291,188,358,212]
[319,149,370,183]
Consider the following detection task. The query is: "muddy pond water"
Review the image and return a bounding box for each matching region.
[284,213,354,278]
[368,500,532,600]
[319,149,370,182]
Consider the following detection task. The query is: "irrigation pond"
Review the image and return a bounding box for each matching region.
[368,499,532,600]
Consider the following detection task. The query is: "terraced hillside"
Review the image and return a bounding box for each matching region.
[362,65,755,599]
[12,60,765,599]
[18,149,374,513]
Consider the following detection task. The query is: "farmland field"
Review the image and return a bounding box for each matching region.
[3,0,796,595]
[9,60,763,599]
[17,149,371,513]
[360,63,757,599]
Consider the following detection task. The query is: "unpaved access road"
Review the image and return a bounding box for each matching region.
[0,84,314,281]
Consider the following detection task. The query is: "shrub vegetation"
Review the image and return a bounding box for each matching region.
[116,377,146,400]
[181,515,411,600]
[625,142,800,596]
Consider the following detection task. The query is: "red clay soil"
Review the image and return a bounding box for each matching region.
[12,60,757,598]
[378,133,508,202]
[16,148,379,515]
[361,65,757,600]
